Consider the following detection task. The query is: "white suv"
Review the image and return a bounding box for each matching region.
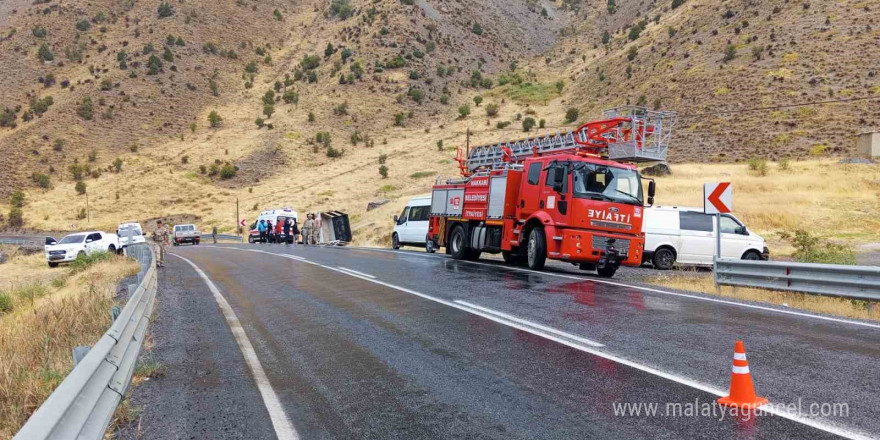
[45,231,120,267]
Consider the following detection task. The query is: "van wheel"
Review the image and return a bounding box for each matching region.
[742,250,761,260]
[526,227,547,270]
[449,226,468,260]
[597,265,618,278]
[392,233,401,250]
[652,247,676,270]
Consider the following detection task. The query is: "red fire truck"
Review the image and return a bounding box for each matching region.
[427,106,676,278]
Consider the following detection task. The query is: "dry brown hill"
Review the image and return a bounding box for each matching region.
[1,0,877,242]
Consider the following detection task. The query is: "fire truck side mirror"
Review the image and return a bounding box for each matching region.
[648,180,656,198]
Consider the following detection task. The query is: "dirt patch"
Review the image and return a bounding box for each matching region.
[214,144,289,189]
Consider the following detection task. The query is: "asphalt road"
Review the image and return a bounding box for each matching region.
[122,243,879,440]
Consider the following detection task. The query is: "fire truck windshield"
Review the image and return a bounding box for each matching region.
[572,164,644,206]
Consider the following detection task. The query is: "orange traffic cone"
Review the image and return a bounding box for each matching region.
[717,340,769,409]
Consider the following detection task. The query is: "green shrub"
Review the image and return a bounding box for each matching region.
[471,23,483,35]
[157,2,174,18]
[778,158,790,171]
[778,230,856,265]
[601,30,611,44]
[208,111,222,127]
[326,146,345,158]
[329,0,353,19]
[274,9,283,20]
[411,171,434,179]
[439,94,450,105]
[473,96,483,106]
[300,54,321,70]
[458,104,470,119]
[496,121,511,129]
[282,90,299,104]
[70,250,112,272]
[11,191,25,208]
[33,173,50,188]
[219,164,237,179]
[394,113,406,127]
[163,47,174,62]
[7,206,23,228]
[75,181,86,195]
[485,103,499,117]
[522,117,536,132]
[436,140,443,151]
[263,103,275,118]
[627,46,638,61]
[0,293,12,314]
[539,118,546,128]
[32,26,47,38]
[113,158,123,172]
[76,20,90,31]
[671,0,685,8]
[38,43,54,62]
[255,117,265,128]
[379,165,388,178]
[723,44,737,62]
[378,154,387,164]
[746,157,768,176]
[308,112,315,122]
[77,97,93,120]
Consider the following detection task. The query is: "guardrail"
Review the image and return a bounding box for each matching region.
[13,243,158,440]
[211,233,243,242]
[714,258,880,300]
[0,235,45,247]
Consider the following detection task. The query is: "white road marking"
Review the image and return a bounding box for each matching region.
[454,300,604,347]
[336,267,376,278]
[171,254,300,440]
[197,246,875,440]
[347,246,880,331]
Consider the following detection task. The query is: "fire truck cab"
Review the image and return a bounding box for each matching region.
[428,106,673,278]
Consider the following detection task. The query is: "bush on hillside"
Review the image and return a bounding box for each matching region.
[75,181,87,195]
[157,2,174,18]
[208,111,222,127]
[565,108,580,124]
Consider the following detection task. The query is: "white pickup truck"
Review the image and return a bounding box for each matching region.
[45,231,120,267]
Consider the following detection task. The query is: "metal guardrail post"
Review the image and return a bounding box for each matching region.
[13,243,159,440]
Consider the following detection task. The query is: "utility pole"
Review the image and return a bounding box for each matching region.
[465,127,470,158]
[86,191,90,224]
[235,197,240,237]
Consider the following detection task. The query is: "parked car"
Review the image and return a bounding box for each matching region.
[248,208,298,243]
[392,195,433,252]
[642,206,769,269]
[117,222,146,248]
[45,231,120,267]
[173,224,201,246]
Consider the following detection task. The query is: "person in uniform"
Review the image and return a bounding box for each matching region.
[310,213,321,245]
[303,214,315,246]
[212,225,218,244]
[152,220,170,267]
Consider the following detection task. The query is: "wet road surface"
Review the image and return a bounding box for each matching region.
[126,244,879,439]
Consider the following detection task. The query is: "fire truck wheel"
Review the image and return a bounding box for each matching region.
[526,228,547,270]
[597,265,618,278]
[392,233,401,249]
[449,226,468,260]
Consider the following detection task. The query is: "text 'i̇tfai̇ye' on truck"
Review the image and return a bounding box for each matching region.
[427,106,677,278]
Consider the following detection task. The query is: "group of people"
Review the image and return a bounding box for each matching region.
[256,213,321,246]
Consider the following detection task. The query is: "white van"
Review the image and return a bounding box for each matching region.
[248,208,298,243]
[392,195,433,252]
[642,206,768,269]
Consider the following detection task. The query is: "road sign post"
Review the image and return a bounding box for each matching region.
[704,182,733,260]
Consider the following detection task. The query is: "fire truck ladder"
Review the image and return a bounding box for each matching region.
[458,106,677,175]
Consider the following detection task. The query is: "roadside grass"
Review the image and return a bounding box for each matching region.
[648,271,880,321]
[0,251,138,437]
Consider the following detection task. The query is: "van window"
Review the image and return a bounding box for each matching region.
[527,163,542,185]
[397,207,409,224]
[679,211,713,232]
[720,216,742,234]
[410,206,430,221]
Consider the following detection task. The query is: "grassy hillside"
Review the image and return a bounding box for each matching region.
[2,0,878,248]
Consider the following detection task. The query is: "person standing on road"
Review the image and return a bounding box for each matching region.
[311,213,321,245]
[302,214,314,246]
[257,219,268,244]
[212,225,218,244]
[152,220,170,267]
[283,218,292,246]
[291,218,300,246]
[266,220,274,244]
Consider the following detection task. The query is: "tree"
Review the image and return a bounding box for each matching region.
[255,117,265,128]
[473,96,483,106]
[208,111,222,127]
[723,44,737,62]
[628,26,642,41]
[282,90,299,105]
[38,43,54,62]
[564,108,580,124]
[77,97,94,120]
[394,113,406,126]
[11,191,25,208]
[485,103,499,117]
[163,47,174,62]
[436,140,443,151]
[219,164,236,179]
[341,48,353,62]
[75,181,87,195]
[329,0,353,19]
[308,112,315,122]
[472,23,483,35]
[601,30,611,44]
[273,9,283,21]
[263,103,275,118]
[458,104,471,119]
[325,43,335,58]
[522,117,536,132]
[147,54,162,75]
[157,2,174,18]
[113,158,123,172]
[627,46,638,61]
[8,207,23,228]
[209,79,219,96]
[379,165,388,178]
[190,123,197,133]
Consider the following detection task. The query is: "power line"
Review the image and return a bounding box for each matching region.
[678,96,879,118]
